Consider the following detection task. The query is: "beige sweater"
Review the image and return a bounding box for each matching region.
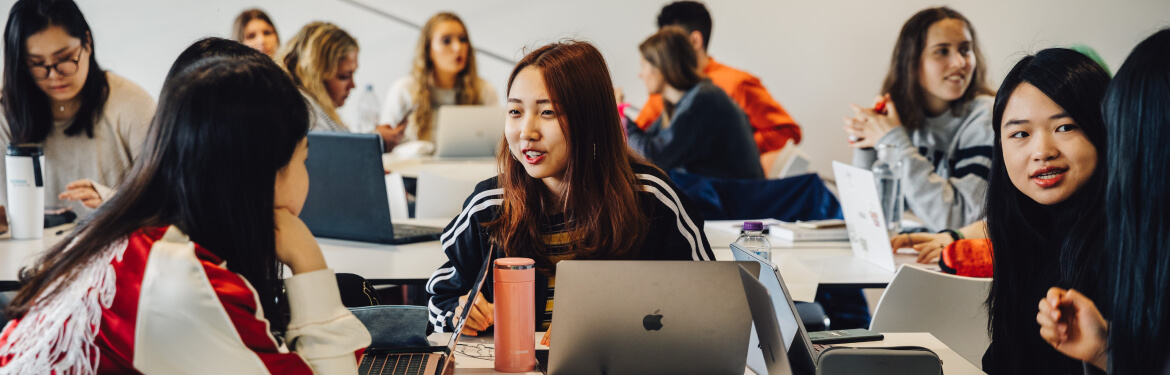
[0,71,156,215]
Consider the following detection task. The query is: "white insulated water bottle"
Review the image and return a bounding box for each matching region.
[6,144,45,239]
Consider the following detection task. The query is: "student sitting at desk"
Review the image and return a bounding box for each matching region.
[625,26,763,180]
[0,0,155,215]
[627,1,802,167]
[426,41,715,337]
[232,8,280,58]
[844,7,995,232]
[380,12,498,155]
[981,48,1111,375]
[1036,29,1170,375]
[0,48,369,373]
[279,22,403,151]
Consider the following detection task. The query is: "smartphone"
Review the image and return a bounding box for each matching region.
[795,219,846,229]
[396,105,417,127]
[808,328,885,344]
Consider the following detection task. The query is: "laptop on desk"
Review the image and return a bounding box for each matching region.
[357,245,492,375]
[300,132,443,244]
[731,243,834,375]
[545,260,760,375]
[432,106,503,159]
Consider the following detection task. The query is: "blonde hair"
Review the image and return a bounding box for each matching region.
[276,22,358,127]
[410,12,484,141]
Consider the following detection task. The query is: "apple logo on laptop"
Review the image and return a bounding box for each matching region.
[643,310,664,331]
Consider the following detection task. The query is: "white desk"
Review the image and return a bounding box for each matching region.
[383,155,496,179]
[430,332,982,374]
[2,219,920,289]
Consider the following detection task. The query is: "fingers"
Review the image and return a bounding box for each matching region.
[884,95,900,119]
[65,179,95,189]
[917,245,943,264]
[460,326,479,337]
[541,326,552,347]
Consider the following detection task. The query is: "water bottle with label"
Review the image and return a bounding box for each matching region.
[872,143,904,235]
[736,221,771,262]
[356,84,380,134]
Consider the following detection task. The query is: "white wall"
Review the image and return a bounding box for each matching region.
[5,0,1168,175]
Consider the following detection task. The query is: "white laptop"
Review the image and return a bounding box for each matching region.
[432,106,503,158]
[831,161,898,272]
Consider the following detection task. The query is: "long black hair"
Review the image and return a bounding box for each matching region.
[984,48,1111,373]
[4,51,309,333]
[2,0,109,143]
[1103,28,1170,375]
[163,37,272,84]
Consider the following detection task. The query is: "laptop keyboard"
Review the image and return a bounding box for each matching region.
[393,224,443,239]
[359,353,431,375]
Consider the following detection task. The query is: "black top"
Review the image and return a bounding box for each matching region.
[626,80,764,180]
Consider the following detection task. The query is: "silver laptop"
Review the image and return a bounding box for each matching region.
[433,106,503,158]
[738,265,794,375]
[831,161,897,272]
[547,260,761,375]
[731,243,832,375]
[357,246,493,375]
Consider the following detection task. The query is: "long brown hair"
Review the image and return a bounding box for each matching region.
[232,8,279,45]
[881,7,993,130]
[409,12,484,141]
[639,26,702,126]
[277,21,357,128]
[487,41,653,274]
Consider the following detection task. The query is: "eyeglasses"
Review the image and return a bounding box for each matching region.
[28,48,83,81]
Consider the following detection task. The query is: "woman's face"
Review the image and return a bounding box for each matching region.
[429,20,469,78]
[324,51,358,107]
[274,137,310,215]
[505,67,569,190]
[1000,82,1097,205]
[25,25,90,104]
[638,56,665,95]
[242,19,279,57]
[918,18,976,113]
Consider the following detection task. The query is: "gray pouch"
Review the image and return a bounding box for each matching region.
[348,305,430,348]
[816,346,943,375]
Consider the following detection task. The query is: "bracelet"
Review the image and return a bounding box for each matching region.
[939,229,963,242]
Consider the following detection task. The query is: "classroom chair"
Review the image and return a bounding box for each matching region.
[869,264,992,369]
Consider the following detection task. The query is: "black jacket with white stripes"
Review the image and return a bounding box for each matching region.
[425,162,715,332]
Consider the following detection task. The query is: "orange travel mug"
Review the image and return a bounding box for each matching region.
[494,257,536,372]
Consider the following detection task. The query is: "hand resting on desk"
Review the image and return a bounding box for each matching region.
[455,291,494,336]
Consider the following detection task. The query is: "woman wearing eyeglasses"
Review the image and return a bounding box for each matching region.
[0,0,155,221]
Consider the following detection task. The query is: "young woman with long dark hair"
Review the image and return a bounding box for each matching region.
[426,40,714,336]
[845,7,995,232]
[1036,28,1170,375]
[0,0,155,214]
[982,48,1111,374]
[625,26,763,180]
[232,8,279,58]
[0,46,369,373]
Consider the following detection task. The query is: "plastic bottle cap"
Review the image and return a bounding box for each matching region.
[742,221,764,231]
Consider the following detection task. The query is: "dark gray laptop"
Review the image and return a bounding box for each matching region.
[547,260,761,375]
[739,265,795,375]
[300,132,442,244]
[731,243,833,375]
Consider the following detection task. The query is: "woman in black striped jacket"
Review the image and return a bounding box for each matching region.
[425,40,714,335]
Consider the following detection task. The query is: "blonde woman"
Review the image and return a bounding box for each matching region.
[278,22,403,150]
[380,12,497,153]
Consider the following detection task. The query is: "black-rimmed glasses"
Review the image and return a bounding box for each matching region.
[28,49,82,81]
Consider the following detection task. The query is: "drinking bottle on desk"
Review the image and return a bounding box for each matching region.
[494,257,536,372]
[872,143,904,236]
[736,221,771,262]
[6,144,45,239]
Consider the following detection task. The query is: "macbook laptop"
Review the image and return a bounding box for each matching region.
[357,245,493,375]
[433,106,503,159]
[831,161,898,272]
[300,132,443,244]
[546,260,761,375]
[738,265,794,375]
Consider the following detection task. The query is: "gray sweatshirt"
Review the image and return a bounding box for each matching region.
[0,72,155,215]
[852,95,994,232]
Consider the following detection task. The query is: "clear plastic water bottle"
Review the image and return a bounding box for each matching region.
[356,84,380,133]
[736,221,771,262]
[872,143,904,236]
